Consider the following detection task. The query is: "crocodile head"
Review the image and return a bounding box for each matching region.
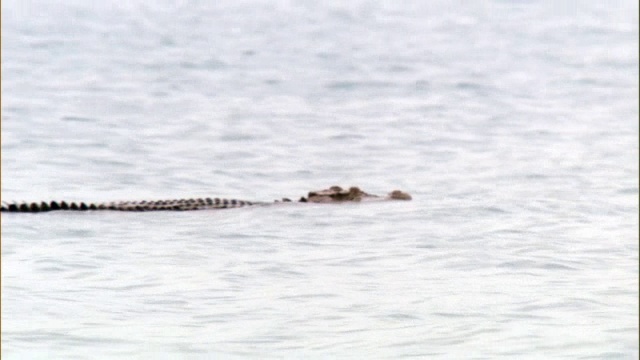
[300,186,411,203]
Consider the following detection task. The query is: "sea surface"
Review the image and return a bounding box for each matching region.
[2,1,638,358]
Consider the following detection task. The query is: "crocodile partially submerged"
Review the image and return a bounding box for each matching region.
[1,186,412,213]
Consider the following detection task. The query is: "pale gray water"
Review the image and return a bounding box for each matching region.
[2,1,638,358]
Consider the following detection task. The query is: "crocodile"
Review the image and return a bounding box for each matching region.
[1,186,412,213]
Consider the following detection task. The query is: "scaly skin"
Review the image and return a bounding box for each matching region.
[1,186,411,213]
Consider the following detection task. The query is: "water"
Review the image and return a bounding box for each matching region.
[2,0,638,358]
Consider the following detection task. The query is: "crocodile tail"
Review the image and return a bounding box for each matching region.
[0,200,167,212]
[1,197,258,212]
[1,201,97,213]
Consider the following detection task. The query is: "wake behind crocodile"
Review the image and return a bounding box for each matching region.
[1,186,412,213]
